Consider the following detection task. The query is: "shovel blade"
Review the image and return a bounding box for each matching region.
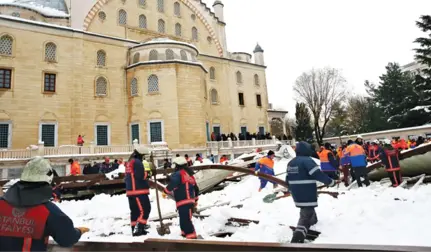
[156,225,171,236]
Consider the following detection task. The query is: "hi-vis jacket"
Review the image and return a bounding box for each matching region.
[254,156,275,176]
[125,158,151,196]
[164,169,199,208]
[345,143,367,168]
[319,149,338,172]
[339,148,350,166]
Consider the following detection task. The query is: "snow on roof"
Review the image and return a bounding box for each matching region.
[411,105,431,113]
[0,0,69,17]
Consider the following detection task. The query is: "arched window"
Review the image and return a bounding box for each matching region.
[175,23,182,37]
[149,50,158,60]
[11,12,20,17]
[133,52,140,64]
[157,0,164,12]
[139,14,147,28]
[0,35,13,56]
[174,2,180,16]
[236,71,243,83]
[158,19,165,33]
[165,49,174,60]
[209,67,216,80]
[96,50,106,66]
[180,50,187,61]
[254,74,260,86]
[192,27,198,41]
[118,9,127,25]
[148,75,159,93]
[210,89,218,104]
[45,42,57,62]
[95,77,108,96]
[138,0,146,7]
[130,78,138,96]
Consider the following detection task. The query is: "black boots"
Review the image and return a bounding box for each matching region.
[290,231,305,243]
[132,223,150,236]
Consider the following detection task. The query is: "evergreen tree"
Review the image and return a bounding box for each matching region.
[294,102,313,143]
[375,63,416,128]
[412,15,431,123]
[326,102,348,137]
[364,80,392,131]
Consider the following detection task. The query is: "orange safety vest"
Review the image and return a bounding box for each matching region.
[70,161,81,175]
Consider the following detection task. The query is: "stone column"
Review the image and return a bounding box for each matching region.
[37,141,44,156]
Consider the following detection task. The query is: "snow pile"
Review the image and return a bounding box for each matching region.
[0,0,69,17]
[193,158,214,166]
[411,105,431,113]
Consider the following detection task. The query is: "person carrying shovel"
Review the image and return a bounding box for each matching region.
[163,157,200,239]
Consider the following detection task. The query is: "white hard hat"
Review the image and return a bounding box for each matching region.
[383,139,391,145]
[357,135,363,139]
[135,146,150,155]
[20,156,54,184]
[171,156,187,168]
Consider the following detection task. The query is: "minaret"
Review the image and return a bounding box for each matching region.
[253,43,264,65]
[213,0,224,22]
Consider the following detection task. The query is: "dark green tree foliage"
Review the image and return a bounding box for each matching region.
[412,15,431,122]
[374,63,416,127]
[295,102,313,143]
[364,80,392,131]
[325,102,348,137]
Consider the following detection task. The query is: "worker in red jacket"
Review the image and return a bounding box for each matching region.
[379,139,403,187]
[0,157,89,251]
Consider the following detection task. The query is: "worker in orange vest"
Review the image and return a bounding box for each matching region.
[68,159,81,176]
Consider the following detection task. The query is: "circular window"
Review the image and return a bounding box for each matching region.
[98,11,106,21]
[207,36,212,43]
[191,14,196,21]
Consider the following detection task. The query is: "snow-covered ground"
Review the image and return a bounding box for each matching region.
[55,155,431,246]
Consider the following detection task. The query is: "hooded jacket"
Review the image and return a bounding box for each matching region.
[0,181,81,251]
[286,142,334,208]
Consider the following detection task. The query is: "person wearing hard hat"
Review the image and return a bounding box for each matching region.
[125,146,152,236]
[0,156,89,251]
[163,157,199,239]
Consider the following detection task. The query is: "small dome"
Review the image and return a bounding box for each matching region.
[14,0,68,13]
[213,0,223,7]
[253,43,264,53]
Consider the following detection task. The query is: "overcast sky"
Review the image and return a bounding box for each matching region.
[201,0,431,115]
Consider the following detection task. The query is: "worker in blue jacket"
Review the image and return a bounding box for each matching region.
[163,157,199,239]
[346,140,370,187]
[125,146,152,236]
[287,142,336,243]
[318,143,339,179]
[254,150,276,191]
[0,157,89,251]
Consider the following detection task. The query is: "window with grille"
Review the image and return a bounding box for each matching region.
[175,23,182,37]
[95,77,108,96]
[254,74,259,86]
[192,27,198,41]
[238,92,244,106]
[210,89,218,104]
[174,2,180,16]
[166,49,174,60]
[130,78,138,96]
[118,9,127,25]
[98,11,106,21]
[236,71,242,83]
[138,0,146,7]
[45,42,57,62]
[41,124,56,147]
[213,126,220,136]
[131,124,140,143]
[0,35,13,56]
[133,52,140,64]
[0,69,12,89]
[44,73,56,92]
[12,12,20,17]
[0,123,10,148]
[149,121,163,142]
[210,67,215,80]
[259,126,265,135]
[241,126,247,137]
[139,14,147,28]
[96,125,109,146]
[158,19,165,33]
[148,75,159,93]
[256,94,262,107]
[149,50,158,60]
[180,50,187,61]
[157,0,164,12]
[96,50,106,67]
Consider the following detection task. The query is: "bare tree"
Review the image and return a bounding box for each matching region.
[293,67,347,145]
[285,117,296,138]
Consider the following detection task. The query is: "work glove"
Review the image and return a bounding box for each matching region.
[162,192,167,199]
[76,227,90,234]
[254,171,259,175]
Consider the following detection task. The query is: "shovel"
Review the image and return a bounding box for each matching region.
[150,153,171,236]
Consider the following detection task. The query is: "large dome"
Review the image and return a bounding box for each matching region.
[0,0,69,14]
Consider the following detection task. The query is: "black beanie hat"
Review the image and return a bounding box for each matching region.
[324,142,332,149]
[267,150,275,156]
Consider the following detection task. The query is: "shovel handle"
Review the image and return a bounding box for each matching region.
[150,154,165,229]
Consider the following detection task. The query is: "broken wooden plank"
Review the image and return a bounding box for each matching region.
[411,174,426,190]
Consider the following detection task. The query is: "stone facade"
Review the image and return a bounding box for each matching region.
[0,0,269,149]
